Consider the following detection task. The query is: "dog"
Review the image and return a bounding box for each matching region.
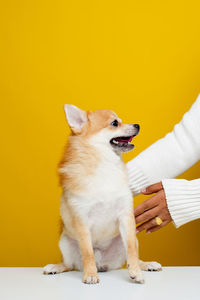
[43,105,162,284]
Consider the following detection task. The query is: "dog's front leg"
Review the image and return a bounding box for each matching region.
[119,213,144,283]
[73,215,99,284]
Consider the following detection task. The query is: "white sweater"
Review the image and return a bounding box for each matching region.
[127,94,200,228]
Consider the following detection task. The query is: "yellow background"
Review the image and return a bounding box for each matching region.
[0,1,200,267]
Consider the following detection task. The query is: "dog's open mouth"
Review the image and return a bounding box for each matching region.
[110,135,135,152]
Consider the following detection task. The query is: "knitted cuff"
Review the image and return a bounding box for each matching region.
[162,179,200,228]
[126,161,150,195]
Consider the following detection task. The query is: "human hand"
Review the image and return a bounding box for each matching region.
[134,182,172,233]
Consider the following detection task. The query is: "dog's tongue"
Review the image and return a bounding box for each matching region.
[114,136,133,143]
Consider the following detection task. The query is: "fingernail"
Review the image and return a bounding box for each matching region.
[141,188,146,193]
[136,229,139,234]
[146,231,150,234]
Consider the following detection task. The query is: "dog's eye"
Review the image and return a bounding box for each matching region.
[111,119,118,127]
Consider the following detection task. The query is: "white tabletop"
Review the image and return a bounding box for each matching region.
[0,267,199,300]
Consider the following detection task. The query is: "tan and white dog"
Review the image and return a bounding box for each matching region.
[43,105,162,284]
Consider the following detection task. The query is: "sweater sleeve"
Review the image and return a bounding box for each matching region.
[126,94,200,195]
[162,178,200,228]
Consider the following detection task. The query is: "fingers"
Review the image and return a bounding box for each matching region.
[146,225,162,233]
[141,182,163,195]
[135,205,160,224]
[135,184,171,234]
[134,194,160,218]
[134,185,171,234]
[136,219,170,234]
[136,218,160,233]
[146,220,170,233]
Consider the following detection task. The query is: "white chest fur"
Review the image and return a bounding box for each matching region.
[67,148,133,245]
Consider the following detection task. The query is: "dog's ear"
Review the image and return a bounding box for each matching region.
[64,105,87,134]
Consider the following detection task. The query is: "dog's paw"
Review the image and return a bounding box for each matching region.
[43,263,68,275]
[82,273,100,284]
[140,260,162,272]
[129,268,145,284]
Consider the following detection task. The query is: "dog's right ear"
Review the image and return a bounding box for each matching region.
[64,105,87,134]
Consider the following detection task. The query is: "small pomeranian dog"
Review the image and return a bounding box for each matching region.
[43,105,161,284]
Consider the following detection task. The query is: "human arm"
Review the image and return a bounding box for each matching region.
[126,94,200,229]
[127,94,200,195]
[134,179,200,231]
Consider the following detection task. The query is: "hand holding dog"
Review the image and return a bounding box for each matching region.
[134,182,172,234]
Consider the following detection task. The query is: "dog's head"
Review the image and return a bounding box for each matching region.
[64,105,139,153]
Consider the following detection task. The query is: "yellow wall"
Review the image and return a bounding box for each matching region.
[0,1,200,267]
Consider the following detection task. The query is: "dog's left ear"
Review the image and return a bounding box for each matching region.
[64,104,87,134]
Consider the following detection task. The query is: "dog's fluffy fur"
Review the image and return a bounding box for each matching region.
[43,105,162,284]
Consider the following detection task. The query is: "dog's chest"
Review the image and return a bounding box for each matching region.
[77,159,133,242]
[86,154,129,193]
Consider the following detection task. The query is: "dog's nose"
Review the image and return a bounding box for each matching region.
[133,124,140,131]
